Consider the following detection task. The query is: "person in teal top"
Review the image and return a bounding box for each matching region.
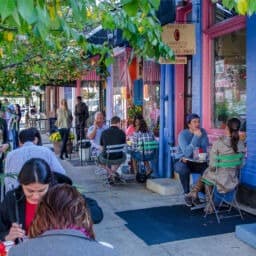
[174,113,209,207]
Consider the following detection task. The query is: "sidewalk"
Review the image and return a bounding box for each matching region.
[42,135,256,256]
[59,162,255,256]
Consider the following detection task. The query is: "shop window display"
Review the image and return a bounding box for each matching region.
[143,83,160,134]
[213,29,246,128]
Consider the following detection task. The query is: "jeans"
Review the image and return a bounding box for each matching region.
[59,128,70,157]
[12,129,19,150]
[174,160,208,194]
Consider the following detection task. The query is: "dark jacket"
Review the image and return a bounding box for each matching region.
[75,102,89,126]
[100,126,126,159]
[0,187,103,241]
[0,118,9,172]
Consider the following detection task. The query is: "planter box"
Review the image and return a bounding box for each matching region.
[53,141,61,155]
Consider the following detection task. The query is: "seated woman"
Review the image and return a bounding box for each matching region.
[9,184,118,256]
[0,158,103,242]
[0,158,53,242]
[130,117,155,178]
[187,117,245,213]
[126,114,143,140]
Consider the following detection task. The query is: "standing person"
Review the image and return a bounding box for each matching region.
[174,113,209,207]
[56,99,73,160]
[10,104,21,150]
[187,117,245,214]
[8,184,117,256]
[75,96,89,141]
[98,116,126,182]
[0,102,9,173]
[87,112,108,155]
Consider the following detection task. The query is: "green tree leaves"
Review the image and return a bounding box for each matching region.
[0,0,173,93]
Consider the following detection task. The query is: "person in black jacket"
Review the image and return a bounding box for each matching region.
[0,101,9,173]
[0,158,103,242]
[75,96,89,141]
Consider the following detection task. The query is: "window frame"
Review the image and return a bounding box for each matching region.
[202,0,246,139]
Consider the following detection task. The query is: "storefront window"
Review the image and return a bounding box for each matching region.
[213,29,246,128]
[143,83,160,130]
[112,51,129,124]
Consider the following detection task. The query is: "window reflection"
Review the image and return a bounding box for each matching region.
[213,29,246,128]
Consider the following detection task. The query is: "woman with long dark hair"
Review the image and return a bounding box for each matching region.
[9,184,118,256]
[130,116,155,178]
[0,158,103,243]
[0,158,53,242]
[187,117,245,213]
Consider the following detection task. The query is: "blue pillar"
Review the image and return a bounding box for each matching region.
[158,65,166,178]
[191,0,202,115]
[241,15,256,187]
[106,65,113,122]
[158,64,175,178]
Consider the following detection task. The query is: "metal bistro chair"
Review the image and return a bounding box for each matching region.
[99,143,127,185]
[136,141,158,182]
[202,152,244,223]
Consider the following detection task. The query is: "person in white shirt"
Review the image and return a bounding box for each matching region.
[4,127,66,192]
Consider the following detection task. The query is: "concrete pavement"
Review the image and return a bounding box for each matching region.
[58,157,256,256]
[40,133,255,256]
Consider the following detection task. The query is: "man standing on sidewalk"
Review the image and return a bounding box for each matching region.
[75,96,89,141]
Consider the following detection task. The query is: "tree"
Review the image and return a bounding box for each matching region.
[0,0,174,93]
[213,0,256,16]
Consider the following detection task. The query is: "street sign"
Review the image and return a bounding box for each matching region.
[159,56,187,64]
[162,24,196,55]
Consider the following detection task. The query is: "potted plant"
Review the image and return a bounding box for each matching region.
[49,131,75,155]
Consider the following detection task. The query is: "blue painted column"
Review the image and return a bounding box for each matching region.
[158,64,175,177]
[191,0,202,115]
[241,15,256,187]
[106,65,113,122]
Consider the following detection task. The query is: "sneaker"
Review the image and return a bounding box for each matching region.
[192,197,201,206]
[184,194,193,207]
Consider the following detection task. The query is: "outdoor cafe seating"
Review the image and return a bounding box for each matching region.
[202,152,244,223]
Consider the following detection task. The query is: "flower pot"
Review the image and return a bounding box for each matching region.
[53,141,61,155]
[66,140,73,154]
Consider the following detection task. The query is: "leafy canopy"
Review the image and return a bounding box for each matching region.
[0,0,174,93]
[213,0,256,16]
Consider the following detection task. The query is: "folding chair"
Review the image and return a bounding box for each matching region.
[98,143,127,185]
[202,152,244,223]
[136,141,158,178]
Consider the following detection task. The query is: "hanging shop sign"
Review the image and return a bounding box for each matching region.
[159,56,187,64]
[162,24,196,55]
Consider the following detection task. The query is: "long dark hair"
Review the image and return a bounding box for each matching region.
[138,118,149,133]
[226,118,241,153]
[132,114,143,127]
[29,184,95,239]
[18,158,53,185]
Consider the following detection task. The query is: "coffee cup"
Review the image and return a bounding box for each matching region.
[198,153,207,161]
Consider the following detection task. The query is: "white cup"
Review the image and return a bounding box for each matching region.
[198,153,207,161]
